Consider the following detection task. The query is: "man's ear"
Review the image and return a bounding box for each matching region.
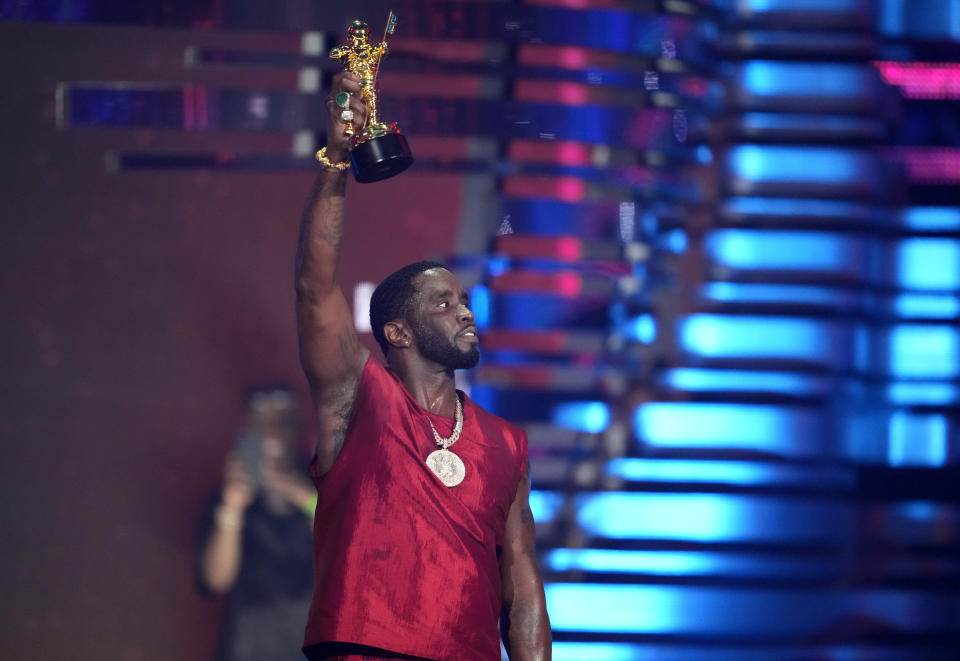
[384,320,412,349]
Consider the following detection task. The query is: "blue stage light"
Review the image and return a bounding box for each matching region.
[706,229,861,271]
[886,382,959,405]
[552,643,644,661]
[895,500,941,522]
[547,548,715,574]
[617,314,656,343]
[469,284,490,329]
[897,238,960,290]
[546,582,958,635]
[902,207,960,231]
[545,547,840,580]
[666,228,687,253]
[893,293,960,318]
[725,196,872,219]
[696,145,712,164]
[889,324,960,378]
[730,145,866,184]
[574,492,849,543]
[545,584,680,633]
[679,314,844,363]
[888,412,948,467]
[881,0,960,40]
[488,255,509,276]
[742,61,869,98]
[703,282,855,307]
[606,457,853,488]
[746,0,863,12]
[551,401,610,433]
[529,490,564,524]
[634,402,825,456]
[662,367,828,396]
[741,112,870,133]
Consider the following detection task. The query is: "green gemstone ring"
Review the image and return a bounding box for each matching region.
[335,91,350,108]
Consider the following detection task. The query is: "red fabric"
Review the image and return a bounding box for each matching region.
[303,357,528,661]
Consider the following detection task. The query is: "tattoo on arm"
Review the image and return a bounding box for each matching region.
[295,171,347,283]
[314,204,343,249]
[317,333,363,460]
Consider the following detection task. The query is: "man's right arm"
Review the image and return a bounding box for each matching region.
[295,72,370,474]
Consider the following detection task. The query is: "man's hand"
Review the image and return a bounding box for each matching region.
[220,453,256,513]
[325,72,367,162]
[201,453,256,593]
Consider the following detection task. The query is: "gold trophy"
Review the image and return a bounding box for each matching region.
[330,13,413,183]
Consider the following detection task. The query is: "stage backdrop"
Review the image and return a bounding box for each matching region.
[0,19,465,661]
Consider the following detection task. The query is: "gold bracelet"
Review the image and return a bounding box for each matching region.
[316,147,350,171]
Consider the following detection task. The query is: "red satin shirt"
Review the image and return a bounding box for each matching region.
[303,357,528,660]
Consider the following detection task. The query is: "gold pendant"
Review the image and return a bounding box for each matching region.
[426,448,465,487]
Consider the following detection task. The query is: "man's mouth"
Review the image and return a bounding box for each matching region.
[458,327,479,339]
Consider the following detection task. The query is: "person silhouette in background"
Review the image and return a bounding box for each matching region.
[199,386,317,661]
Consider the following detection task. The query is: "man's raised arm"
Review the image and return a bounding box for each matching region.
[295,72,370,474]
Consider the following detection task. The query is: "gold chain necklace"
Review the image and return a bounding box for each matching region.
[425,396,465,487]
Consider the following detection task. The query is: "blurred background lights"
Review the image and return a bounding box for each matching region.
[889,324,960,378]
[679,314,841,361]
[551,401,611,433]
[706,230,861,271]
[634,402,824,455]
[730,145,867,184]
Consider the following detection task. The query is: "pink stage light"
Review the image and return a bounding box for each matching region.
[508,140,590,167]
[516,80,606,106]
[898,148,960,184]
[556,272,584,297]
[557,142,591,166]
[503,175,586,202]
[556,237,583,261]
[497,235,584,261]
[556,176,587,202]
[492,271,584,297]
[523,0,618,10]
[874,61,960,100]
[517,45,622,71]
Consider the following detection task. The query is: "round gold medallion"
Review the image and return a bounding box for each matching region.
[426,448,466,487]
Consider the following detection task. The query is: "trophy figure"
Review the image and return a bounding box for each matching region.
[330,14,413,183]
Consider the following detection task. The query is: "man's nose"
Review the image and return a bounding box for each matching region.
[457,304,474,322]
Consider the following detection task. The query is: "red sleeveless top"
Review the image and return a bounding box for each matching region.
[303,357,528,660]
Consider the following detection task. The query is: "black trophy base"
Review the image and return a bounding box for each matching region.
[350,132,414,183]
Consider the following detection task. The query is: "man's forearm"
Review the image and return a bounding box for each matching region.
[295,166,348,299]
[199,512,244,593]
[504,598,551,661]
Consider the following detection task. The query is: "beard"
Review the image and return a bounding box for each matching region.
[411,318,480,370]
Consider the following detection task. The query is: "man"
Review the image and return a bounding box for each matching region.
[296,71,551,661]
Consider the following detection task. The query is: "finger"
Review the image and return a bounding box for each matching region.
[326,93,362,125]
[332,72,362,94]
[347,99,367,127]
